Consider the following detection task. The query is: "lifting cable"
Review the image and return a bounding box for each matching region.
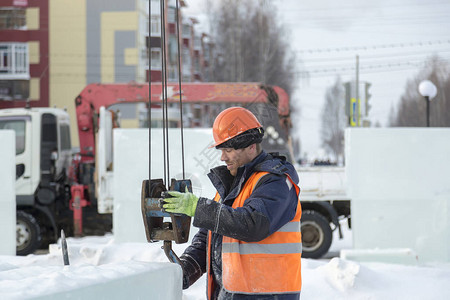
[176,0,186,180]
[160,0,169,186]
[148,1,152,189]
[142,1,195,262]
[148,0,186,189]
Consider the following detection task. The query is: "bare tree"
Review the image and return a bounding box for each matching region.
[320,77,346,160]
[208,0,297,97]
[390,56,450,127]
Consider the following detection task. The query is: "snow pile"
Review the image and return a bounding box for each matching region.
[1,233,450,300]
[320,258,360,292]
[302,257,450,300]
[0,235,182,299]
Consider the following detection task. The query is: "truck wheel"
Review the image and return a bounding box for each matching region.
[16,211,42,256]
[301,210,332,259]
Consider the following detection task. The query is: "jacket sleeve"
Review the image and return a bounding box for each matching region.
[180,227,208,289]
[193,173,298,242]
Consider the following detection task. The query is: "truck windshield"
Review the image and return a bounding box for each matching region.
[0,116,29,155]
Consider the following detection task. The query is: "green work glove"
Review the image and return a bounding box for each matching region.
[163,188,199,217]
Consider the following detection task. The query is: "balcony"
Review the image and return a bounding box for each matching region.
[0,8,26,30]
[193,36,201,51]
[182,23,190,39]
[0,79,29,100]
[0,43,30,80]
[150,16,161,37]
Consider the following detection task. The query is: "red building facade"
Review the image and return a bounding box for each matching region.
[0,0,49,108]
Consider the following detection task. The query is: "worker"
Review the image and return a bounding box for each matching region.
[163,107,302,299]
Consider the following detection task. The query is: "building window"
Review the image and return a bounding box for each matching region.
[142,48,149,69]
[59,124,71,151]
[194,56,200,74]
[193,104,202,125]
[0,8,26,30]
[182,75,190,82]
[0,117,27,155]
[168,65,177,81]
[0,80,29,100]
[182,46,190,76]
[182,24,190,38]
[182,46,190,64]
[168,35,178,64]
[151,16,160,36]
[151,48,161,69]
[203,43,210,61]
[194,36,201,50]
[0,43,29,79]
[168,7,176,23]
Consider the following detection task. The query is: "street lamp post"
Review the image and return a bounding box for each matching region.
[418,80,437,127]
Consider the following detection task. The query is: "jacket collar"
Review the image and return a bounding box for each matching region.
[208,151,268,202]
[208,151,299,202]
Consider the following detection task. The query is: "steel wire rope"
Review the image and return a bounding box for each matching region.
[175,0,186,180]
[148,0,152,190]
[160,0,170,187]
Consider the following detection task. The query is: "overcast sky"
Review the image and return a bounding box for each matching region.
[183,0,450,159]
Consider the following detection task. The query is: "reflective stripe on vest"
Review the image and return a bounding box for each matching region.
[207,171,302,297]
[223,241,302,255]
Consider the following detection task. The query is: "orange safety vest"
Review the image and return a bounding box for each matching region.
[207,171,302,298]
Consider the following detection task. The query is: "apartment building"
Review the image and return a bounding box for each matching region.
[0,0,212,145]
[0,0,47,106]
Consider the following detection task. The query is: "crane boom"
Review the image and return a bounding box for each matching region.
[75,82,291,162]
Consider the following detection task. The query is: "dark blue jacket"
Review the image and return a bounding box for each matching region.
[180,151,301,300]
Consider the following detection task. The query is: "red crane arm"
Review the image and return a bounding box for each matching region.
[75,82,290,161]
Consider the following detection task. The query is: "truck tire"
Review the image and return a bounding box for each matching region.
[16,211,42,256]
[301,210,332,259]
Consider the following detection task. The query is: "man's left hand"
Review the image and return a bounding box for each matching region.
[162,188,199,217]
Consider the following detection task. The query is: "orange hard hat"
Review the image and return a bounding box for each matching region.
[211,106,263,148]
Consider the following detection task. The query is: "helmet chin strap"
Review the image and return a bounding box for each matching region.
[216,128,265,150]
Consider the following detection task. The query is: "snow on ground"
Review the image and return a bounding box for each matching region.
[1,222,450,300]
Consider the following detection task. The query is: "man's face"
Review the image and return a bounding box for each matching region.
[220,146,254,176]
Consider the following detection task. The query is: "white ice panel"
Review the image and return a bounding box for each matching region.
[28,262,181,300]
[345,128,450,263]
[113,128,221,243]
[0,130,16,256]
[341,248,418,265]
[97,107,114,213]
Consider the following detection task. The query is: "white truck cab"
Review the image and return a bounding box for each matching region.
[0,107,72,255]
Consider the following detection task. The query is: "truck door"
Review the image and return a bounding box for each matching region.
[0,116,33,200]
[40,113,58,186]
